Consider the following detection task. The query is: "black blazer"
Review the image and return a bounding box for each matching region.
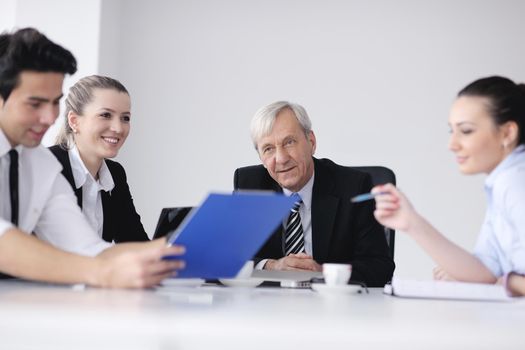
[49,145,149,243]
[234,157,395,287]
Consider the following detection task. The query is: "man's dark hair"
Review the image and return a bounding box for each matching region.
[0,27,77,101]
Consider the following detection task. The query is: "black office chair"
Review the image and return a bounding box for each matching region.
[152,207,193,239]
[350,166,396,258]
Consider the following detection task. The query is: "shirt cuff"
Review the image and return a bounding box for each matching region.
[255,259,269,270]
[503,272,523,297]
[473,253,502,278]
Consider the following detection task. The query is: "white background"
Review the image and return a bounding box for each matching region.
[3,0,525,278]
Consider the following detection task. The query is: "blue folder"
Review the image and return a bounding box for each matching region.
[165,192,296,279]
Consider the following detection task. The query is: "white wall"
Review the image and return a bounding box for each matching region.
[98,0,123,77]
[112,0,525,278]
[5,0,525,279]
[0,0,17,29]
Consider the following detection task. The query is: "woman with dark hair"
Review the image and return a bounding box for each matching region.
[50,75,149,243]
[373,76,525,296]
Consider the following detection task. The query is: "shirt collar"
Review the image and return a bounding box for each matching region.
[485,144,525,190]
[1,129,25,158]
[69,145,115,192]
[0,130,11,158]
[282,172,315,210]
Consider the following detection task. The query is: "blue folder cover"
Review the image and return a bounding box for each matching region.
[165,192,296,279]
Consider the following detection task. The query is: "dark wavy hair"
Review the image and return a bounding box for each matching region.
[0,27,77,101]
[458,76,525,146]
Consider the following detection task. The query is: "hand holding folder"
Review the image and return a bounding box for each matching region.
[164,192,296,279]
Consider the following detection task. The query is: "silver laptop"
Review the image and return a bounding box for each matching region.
[252,270,323,288]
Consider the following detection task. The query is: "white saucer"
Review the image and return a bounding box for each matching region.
[219,278,264,288]
[311,283,363,294]
[161,278,205,287]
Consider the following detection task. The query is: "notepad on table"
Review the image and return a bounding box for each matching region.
[384,277,514,302]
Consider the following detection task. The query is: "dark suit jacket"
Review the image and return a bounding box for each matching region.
[49,145,149,243]
[234,157,395,287]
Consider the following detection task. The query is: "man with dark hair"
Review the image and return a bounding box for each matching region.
[0,28,77,101]
[0,28,185,288]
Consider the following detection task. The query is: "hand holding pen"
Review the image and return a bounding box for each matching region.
[352,183,417,233]
[351,191,388,203]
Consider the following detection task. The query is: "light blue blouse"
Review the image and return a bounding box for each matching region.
[474,144,525,277]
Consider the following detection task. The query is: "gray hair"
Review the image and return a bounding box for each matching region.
[250,101,312,149]
[55,75,129,149]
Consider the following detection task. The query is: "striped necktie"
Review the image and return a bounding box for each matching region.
[285,194,305,255]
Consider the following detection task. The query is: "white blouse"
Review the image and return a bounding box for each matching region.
[474,145,525,277]
[68,146,115,239]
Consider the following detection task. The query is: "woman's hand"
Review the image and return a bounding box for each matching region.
[433,266,456,281]
[372,183,418,233]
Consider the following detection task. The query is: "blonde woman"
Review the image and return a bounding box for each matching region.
[50,75,149,243]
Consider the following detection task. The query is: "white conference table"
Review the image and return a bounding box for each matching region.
[0,279,523,350]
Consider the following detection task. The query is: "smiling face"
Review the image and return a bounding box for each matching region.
[69,88,131,163]
[0,71,64,148]
[256,108,316,192]
[448,96,514,174]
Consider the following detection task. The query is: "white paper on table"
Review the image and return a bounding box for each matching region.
[384,277,516,302]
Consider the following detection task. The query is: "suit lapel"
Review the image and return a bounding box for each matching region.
[101,161,117,242]
[75,188,83,208]
[268,177,287,255]
[258,172,290,255]
[51,146,83,208]
[311,159,339,262]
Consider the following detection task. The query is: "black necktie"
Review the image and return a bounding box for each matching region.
[284,194,305,255]
[9,149,19,225]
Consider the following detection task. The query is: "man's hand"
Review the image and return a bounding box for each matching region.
[97,237,171,258]
[95,244,185,288]
[264,253,321,271]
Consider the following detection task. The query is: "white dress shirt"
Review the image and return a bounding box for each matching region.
[474,145,525,277]
[0,130,112,256]
[256,173,315,269]
[68,146,115,239]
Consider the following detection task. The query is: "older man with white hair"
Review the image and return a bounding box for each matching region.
[233,101,394,287]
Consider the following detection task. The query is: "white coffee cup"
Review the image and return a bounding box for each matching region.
[322,263,352,286]
[236,260,254,279]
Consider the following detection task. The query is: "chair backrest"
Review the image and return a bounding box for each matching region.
[152,207,193,239]
[350,166,396,258]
